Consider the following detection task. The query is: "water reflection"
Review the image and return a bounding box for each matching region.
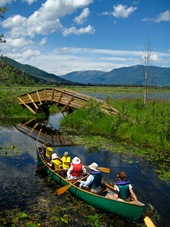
[14,117,74,147]
[0,114,170,227]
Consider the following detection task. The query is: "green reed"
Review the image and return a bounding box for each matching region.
[61,98,170,180]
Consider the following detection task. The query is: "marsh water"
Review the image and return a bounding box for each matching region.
[0,90,170,226]
[82,91,170,101]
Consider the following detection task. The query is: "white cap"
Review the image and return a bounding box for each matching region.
[52,153,59,160]
[72,157,81,164]
[89,162,98,171]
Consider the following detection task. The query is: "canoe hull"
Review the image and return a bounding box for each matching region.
[36,148,145,221]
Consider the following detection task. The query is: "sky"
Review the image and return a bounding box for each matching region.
[0,0,170,76]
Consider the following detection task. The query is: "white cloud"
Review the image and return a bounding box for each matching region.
[62,24,95,36]
[0,0,14,7]
[156,10,170,22]
[2,47,40,62]
[22,0,37,5]
[1,35,40,62]
[74,7,90,24]
[6,37,33,48]
[3,15,27,29]
[142,10,170,23]
[39,37,47,46]
[101,4,137,19]
[112,4,137,19]
[26,48,170,74]
[2,0,94,39]
[39,0,93,19]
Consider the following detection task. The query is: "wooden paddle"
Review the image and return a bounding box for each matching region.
[144,216,156,227]
[85,166,111,173]
[36,165,46,172]
[56,175,88,196]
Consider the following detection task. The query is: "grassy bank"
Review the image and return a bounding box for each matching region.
[0,89,46,125]
[60,98,170,180]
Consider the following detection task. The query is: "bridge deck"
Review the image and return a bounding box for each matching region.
[17,88,119,115]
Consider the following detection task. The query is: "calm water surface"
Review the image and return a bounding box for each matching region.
[0,113,170,227]
[83,91,170,101]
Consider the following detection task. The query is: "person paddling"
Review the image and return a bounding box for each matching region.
[106,171,138,201]
[78,162,103,194]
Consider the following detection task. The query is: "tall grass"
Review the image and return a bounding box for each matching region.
[61,99,116,135]
[61,98,170,151]
[61,98,170,179]
[0,90,35,119]
[107,98,170,151]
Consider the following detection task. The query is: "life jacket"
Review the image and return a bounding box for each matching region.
[115,180,131,199]
[71,163,83,176]
[46,147,53,158]
[89,171,102,188]
[52,159,62,170]
[62,156,71,169]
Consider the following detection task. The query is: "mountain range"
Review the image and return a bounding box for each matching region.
[60,65,170,86]
[2,56,170,86]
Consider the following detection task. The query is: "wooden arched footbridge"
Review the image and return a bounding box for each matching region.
[17,88,119,115]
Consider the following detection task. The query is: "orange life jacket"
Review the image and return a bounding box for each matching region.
[71,163,83,177]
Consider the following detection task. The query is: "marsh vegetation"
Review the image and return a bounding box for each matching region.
[60,95,170,180]
[0,86,169,180]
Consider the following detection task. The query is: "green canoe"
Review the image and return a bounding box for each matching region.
[36,147,145,221]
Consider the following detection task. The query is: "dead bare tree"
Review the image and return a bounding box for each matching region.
[143,41,152,106]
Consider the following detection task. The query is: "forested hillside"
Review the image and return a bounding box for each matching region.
[2,56,73,85]
[0,57,63,86]
[0,58,37,86]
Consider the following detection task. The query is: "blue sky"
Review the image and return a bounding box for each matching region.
[0,0,170,75]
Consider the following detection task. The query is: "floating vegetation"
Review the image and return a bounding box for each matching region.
[0,145,24,156]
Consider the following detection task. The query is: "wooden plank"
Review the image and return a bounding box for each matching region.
[37,128,42,141]
[16,118,36,130]
[17,97,36,114]
[51,89,55,102]
[28,122,39,135]
[44,89,47,102]
[56,91,63,106]
[36,91,42,104]
[61,96,74,112]
[27,94,39,109]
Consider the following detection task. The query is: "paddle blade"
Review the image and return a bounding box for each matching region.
[144,216,156,227]
[36,165,46,172]
[56,184,71,195]
[98,167,111,173]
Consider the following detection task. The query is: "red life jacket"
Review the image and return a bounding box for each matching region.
[71,163,83,176]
